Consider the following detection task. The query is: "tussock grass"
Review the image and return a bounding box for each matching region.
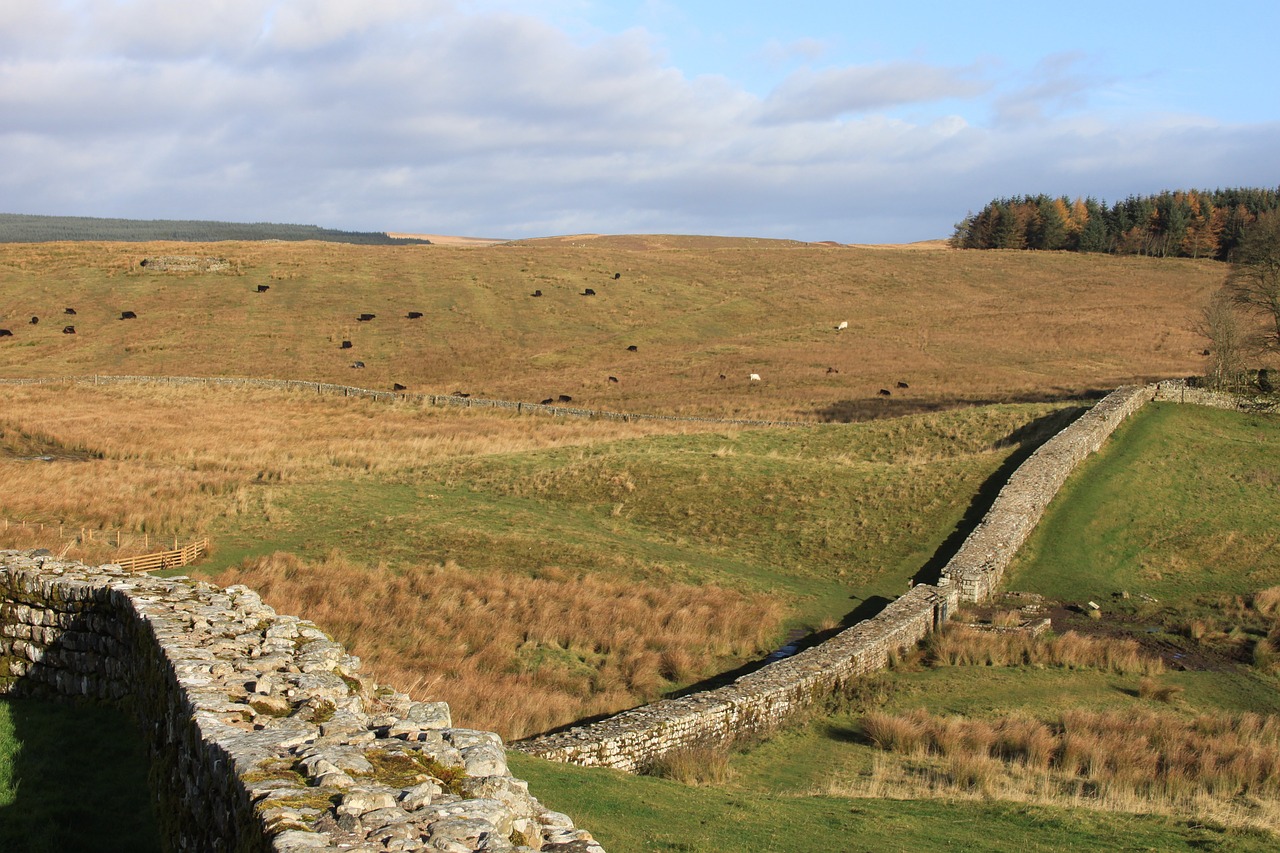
[927,625,1165,675]
[845,706,1280,832]
[645,745,735,786]
[209,551,786,739]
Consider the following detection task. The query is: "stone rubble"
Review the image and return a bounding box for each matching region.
[0,553,604,853]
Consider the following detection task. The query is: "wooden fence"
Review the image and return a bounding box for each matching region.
[111,538,209,574]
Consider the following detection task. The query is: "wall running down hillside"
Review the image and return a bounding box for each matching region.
[516,383,1164,771]
[0,553,604,853]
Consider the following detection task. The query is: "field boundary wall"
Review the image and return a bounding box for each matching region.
[0,552,604,853]
[515,384,1161,771]
[0,375,812,428]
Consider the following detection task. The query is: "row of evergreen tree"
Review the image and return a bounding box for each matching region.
[950,187,1280,260]
[0,214,430,245]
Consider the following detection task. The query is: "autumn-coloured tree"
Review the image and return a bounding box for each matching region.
[1225,210,1280,352]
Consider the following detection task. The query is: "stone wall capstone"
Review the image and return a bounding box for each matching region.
[0,553,604,853]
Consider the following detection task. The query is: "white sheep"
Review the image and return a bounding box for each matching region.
[749,373,761,382]
[836,321,848,330]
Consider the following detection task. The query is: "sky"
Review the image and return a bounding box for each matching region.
[1,1,1277,243]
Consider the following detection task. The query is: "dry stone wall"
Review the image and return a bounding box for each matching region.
[0,552,604,853]
[1153,378,1280,413]
[0,375,810,429]
[938,384,1156,602]
[516,384,1162,771]
[514,583,957,773]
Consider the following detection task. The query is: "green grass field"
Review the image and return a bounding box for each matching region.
[0,699,159,852]
[0,238,1277,850]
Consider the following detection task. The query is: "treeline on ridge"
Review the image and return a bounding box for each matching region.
[951,186,1280,260]
[0,213,430,245]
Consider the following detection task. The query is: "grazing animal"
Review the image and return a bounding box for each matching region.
[256,285,270,293]
[558,394,572,403]
[120,311,137,320]
[896,381,909,389]
[357,313,375,321]
[393,383,407,391]
[29,317,38,325]
[826,367,839,374]
[626,345,638,352]
[836,321,848,331]
[0,329,12,337]
[719,374,726,380]
[531,290,542,297]
[749,373,761,382]
[878,388,891,396]
[608,376,619,383]
[613,272,621,280]
[582,288,595,296]
[1202,349,1211,356]
[454,391,470,398]
[540,398,554,405]
[64,308,76,315]
[139,259,149,267]
[62,326,75,334]
[407,311,423,319]
[340,340,352,349]
[351,361,365,369]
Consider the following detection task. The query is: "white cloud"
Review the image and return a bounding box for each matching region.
[0,2,1275,242]
[759,62,991,123]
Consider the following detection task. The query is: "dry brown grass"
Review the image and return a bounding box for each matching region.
[0,238,1235,420]
[208,551,786,739]
[0,380,727,561]
[841,707,1280,832]
[928,625,1165,675]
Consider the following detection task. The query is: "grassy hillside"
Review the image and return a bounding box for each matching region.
[0,238,1230,419]
[0,381,1069,737]
[516,403,1280,850]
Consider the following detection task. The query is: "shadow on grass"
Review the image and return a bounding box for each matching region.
[0,697,161,853]
[813,389,1108,424]
[910,405,1090,587]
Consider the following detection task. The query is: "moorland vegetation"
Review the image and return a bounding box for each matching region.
[1,229,1278,850]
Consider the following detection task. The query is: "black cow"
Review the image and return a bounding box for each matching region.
[64,308,76,315]
[29,316,38,325]
[540,398,554,405]
[0,329,12,337]
[582,288,595,296]
[626,345,638,352]
[358,313,375,321]
[120,311,137,320]
[340,341,353,349]
[608,376,619,383]
[62,326,75,335]
[558,394,572,403]
[1202,349,1211,356]
[407,311,423,319]
[613,272,621,280]
[256,285,270,293]
[878,388,891,397]
[531,290,542,297]
[719,374,726,380]
[139,259,149,267]
[393,383,407,391]
[351,361,365,369]
[896,381,909,389]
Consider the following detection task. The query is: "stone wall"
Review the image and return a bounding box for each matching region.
[1153,378,1280,413]
[0,552,604,853]
[514,583,956,773]
[938,384,1156,602]
[0,375,810,429]
[515,384,1160,771]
